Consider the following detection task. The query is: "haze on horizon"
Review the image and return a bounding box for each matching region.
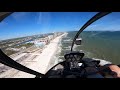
[0,12,120,40]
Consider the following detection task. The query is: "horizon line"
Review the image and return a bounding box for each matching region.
[1,30,120,41]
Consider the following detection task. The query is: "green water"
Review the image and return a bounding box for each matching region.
[60,31,120,64]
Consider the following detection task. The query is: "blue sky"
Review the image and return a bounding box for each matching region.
[0,12,120,40]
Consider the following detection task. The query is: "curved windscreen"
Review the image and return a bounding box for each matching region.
[0,12,120,78]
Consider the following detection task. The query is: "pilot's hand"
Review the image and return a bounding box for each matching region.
[108,65,120,78]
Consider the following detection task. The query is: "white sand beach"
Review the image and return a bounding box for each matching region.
[0,33,67,78]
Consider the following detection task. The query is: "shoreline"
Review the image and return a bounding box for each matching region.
[45,32,66,72]
[0,33,67,78]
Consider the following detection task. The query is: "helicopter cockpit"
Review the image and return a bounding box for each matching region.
[0,12,120,78]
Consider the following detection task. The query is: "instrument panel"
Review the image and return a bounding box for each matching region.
[64,52,84,62]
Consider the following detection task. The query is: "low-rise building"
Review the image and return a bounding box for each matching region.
[34,41,46,48]
[47,35,54,41]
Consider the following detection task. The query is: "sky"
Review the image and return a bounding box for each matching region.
[0,12,120,40]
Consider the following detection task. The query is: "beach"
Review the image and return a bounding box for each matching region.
[0,33,67,78]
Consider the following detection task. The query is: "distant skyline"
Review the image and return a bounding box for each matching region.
[0,12,120,40]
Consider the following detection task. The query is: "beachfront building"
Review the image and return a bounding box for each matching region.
[47,35,54,41]
[34,37,49,44]
[53,32,63,38]
[53,32,58,38]
[34,40,46,48]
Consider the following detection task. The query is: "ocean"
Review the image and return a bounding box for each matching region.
[59,31,120,65]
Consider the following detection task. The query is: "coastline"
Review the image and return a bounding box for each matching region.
[0,31,114,78]
[0,33,67,78]
[46,32,67,72]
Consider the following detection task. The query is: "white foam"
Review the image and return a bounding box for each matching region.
[92,58,112,66]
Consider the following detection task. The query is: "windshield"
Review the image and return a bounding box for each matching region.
[0,12,120,78]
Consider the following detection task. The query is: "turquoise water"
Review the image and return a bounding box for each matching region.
[60,31,120,64]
